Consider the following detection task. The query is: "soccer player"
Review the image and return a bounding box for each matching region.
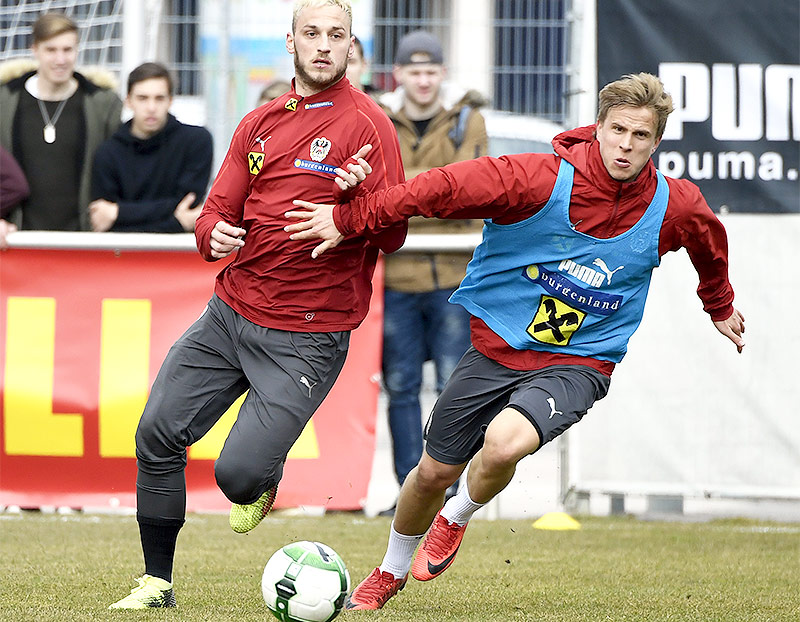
[285,72,746,610]
[109,0,406,609]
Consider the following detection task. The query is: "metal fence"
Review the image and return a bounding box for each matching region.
[371,0,570,123]
[1,0,571,122]
[1,0,125,72]
[493,0,569,120]
[0,0,201,95]
[371,0,452,93]
[160,0,201,95]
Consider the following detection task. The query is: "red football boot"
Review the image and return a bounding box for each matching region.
[411,511,468,581]
[345,567,407,610]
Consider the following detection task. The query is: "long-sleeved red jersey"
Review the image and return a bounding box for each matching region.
[196,77,406,332]
[334,125,735,375]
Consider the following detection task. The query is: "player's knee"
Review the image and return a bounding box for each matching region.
[135,410,185,463]
[482,421,539,469]
[214,458,257,503]
[414,457,462,493]
[215,467,253,504]
[481,437,524,471]
[215,455,282,504]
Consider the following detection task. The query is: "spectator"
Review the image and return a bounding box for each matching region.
[257,78,291,106]
[90,62,213,233]
[377,29,488,511]
[0,146,29,248]
[346,35,369,92]
[0,12,122,241]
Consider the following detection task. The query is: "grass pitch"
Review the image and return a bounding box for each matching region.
[1,510,798,621]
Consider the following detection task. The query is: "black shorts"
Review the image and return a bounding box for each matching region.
[423,347,610,465]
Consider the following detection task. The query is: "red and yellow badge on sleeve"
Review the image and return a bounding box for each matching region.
[248,151,264,174]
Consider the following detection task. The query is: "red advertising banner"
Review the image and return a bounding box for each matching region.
[0,245,382,512]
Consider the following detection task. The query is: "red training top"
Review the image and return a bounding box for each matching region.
[196,77,407,332]
[334,125,735,376]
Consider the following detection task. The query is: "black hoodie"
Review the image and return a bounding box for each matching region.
[91,113,213,232]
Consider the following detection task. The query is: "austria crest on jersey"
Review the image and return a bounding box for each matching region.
[310,137,331,162]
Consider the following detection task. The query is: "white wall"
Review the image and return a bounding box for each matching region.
[568,0,598,127]
[572,214,800,500]
[450,0,493,100]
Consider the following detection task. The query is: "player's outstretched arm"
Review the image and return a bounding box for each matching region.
[209,220,246,259]
[713,308,746,353]
[285,201,343,259]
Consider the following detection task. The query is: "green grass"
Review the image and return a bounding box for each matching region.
[1,511,798,621]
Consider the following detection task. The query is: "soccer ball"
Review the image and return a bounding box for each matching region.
[261,541,350,622]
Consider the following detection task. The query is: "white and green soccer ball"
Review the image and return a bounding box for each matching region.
[261,541,350,622]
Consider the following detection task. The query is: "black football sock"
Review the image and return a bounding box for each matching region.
[137,514,185,583]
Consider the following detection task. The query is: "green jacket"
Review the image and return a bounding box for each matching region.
[379,86,488,292]
[0,61,122,230]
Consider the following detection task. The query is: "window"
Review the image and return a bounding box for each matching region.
[0,0,201,96]
[372,0,450,92]
[370,0,569,123]
[493,0,569,122]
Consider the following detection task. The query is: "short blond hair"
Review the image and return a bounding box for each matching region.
[32,12,78,45]
[597,73,675,139]
[292,0,352,33]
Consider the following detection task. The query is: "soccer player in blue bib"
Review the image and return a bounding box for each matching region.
[287,72,745,610]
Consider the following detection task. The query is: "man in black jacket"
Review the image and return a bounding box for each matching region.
[90,62,213,233]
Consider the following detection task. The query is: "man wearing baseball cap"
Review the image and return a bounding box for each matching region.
[376,29,488,517]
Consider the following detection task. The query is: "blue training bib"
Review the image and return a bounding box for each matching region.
[450,159,669,363]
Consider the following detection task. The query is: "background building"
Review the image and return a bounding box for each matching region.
[0,0,578,167]
[1,0,798,520]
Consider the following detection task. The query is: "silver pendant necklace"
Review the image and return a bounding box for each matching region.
[37,97,69,144]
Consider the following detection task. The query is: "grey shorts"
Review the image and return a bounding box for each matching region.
[424,347,610,465]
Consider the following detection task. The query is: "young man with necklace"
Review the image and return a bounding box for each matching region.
[0,12,121,243]
[375,30,488,513]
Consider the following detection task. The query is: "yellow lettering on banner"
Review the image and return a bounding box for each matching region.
[288,420,320,459]
[189,394,244,459]
[189,391,320,460]
[99,299,151,458]
[3,297,83,456]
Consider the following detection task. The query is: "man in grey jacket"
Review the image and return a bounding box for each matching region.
[0,12,121,244]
